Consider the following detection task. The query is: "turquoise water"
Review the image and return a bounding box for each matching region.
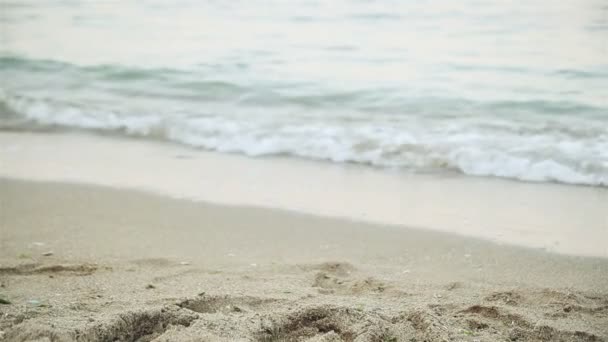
[1,0,607,185]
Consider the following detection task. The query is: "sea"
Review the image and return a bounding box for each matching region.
[1,0,607,186]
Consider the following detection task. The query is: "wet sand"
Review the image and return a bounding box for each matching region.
[1,132,607,258]
[1,178,607,341]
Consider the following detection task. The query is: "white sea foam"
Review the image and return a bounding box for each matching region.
[2,91,606,187]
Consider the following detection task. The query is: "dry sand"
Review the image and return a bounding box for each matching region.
[1,178,607,342]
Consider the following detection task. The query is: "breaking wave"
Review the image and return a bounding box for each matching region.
[2,90,606,187]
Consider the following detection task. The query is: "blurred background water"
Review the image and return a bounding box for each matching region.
[1,0,607,185]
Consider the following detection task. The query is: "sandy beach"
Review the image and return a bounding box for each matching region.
[0,133,607,341]
[2,0,607,339]
[1,179,607,341]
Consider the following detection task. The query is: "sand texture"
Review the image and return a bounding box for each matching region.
[1,179,607,341]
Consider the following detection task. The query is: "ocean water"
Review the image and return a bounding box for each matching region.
[1,0,607,186]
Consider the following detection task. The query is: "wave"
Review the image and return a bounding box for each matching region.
[3,56,607,113]
[1,90,606,187]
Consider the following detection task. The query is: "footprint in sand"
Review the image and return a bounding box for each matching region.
[303,262,389,295]
[178,294,278,314]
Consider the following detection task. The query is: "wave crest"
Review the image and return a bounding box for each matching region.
[1,90,606,187]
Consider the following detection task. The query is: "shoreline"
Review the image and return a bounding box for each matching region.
[1,178,607,341]
[1,131,607,258]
